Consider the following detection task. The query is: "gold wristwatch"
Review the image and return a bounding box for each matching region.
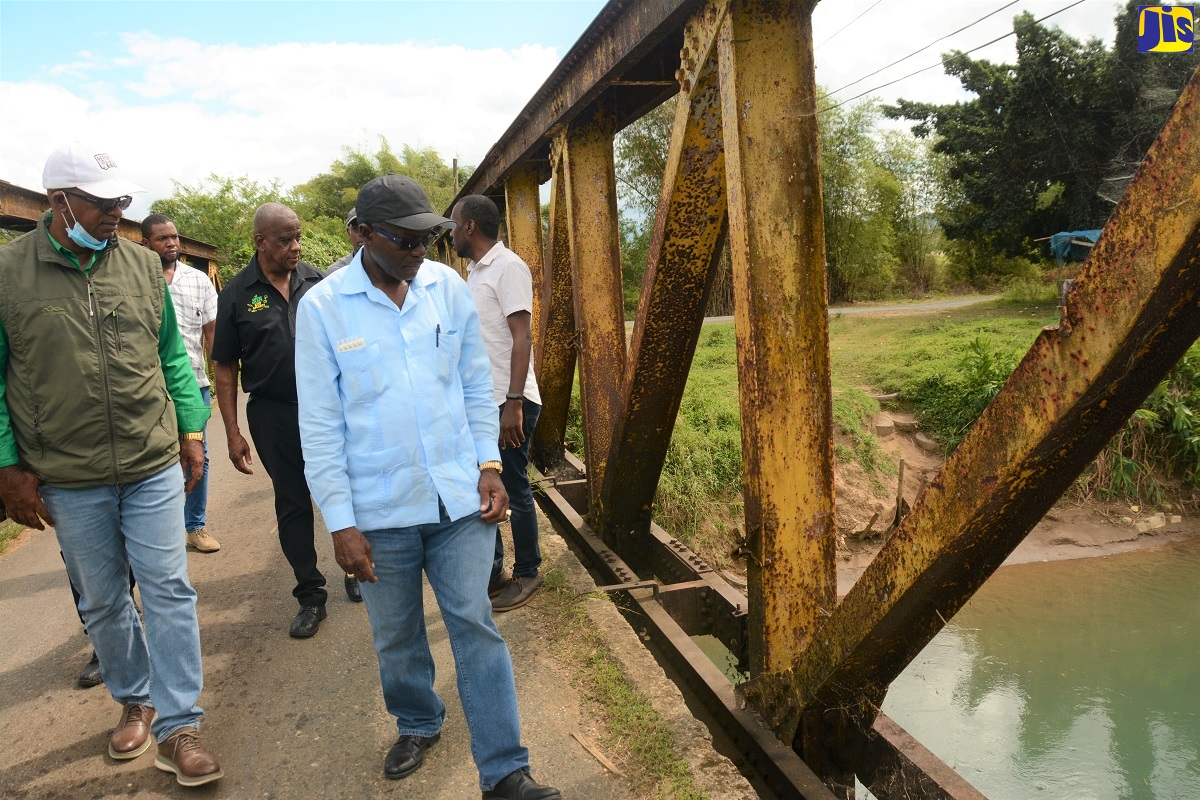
[479,460,503,474]
[181,432,204,441]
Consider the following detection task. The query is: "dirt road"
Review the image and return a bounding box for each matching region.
[0,394,751,800]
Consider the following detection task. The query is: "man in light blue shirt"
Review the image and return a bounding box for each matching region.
[295,175,561,800]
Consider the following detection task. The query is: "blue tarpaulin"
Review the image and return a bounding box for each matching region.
[1048,229,1102,267]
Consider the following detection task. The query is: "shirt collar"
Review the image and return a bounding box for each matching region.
[467,241,506,273]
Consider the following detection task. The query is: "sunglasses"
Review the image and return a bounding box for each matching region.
[370,225,435,251]
[64,191,134,213]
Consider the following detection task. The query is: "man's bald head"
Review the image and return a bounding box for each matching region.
[253,202,303,274]
[253,202,299,236]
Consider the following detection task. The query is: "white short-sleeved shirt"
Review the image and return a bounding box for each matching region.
[466,242,541,406]
[166,262,218,388]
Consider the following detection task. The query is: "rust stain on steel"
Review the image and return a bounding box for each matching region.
[744,66,1200,744]
[600,30,730,546]
[531,150,579,470]
[504,165,547,362]
[718,0,834,677]
[563,105,629,522]
[455,0,707,200]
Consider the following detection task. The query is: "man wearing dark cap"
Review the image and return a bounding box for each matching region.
[295,175,561,798]
[0,142,222,786]
[212,202,337,636]
[326,207,363,272]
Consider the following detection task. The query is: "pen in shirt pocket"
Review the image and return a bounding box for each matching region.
[436,323,440,347]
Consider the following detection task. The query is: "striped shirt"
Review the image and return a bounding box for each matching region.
[166,262,218,388]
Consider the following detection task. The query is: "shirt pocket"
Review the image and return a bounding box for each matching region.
[336,339,383,403]
[437,330,461,383]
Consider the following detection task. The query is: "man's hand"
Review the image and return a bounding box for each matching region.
[0,465,53,530]
[478,469,509,523]
[332,527,377,583]
[180,438,205,492]
[499,401,524,449]
[226,431,254,475]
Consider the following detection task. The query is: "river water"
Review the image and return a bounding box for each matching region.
[880,537,1200,800]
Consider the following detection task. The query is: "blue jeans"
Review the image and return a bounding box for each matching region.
[360,507,529,790]
[492,401,542,582]
[183,386,211,532]
[42,465,204,741]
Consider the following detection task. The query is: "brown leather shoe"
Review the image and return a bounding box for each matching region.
[155,727,224,787]
[108,703,155,760]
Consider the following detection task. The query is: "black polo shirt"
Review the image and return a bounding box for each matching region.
[212,255,324,402]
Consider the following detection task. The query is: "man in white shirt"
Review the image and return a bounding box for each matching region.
[142,213,220,553]
[451,195,544,612]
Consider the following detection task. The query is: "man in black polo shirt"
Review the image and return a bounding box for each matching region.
[212,202,331,638]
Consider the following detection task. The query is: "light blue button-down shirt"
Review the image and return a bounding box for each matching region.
[295,254,500,533]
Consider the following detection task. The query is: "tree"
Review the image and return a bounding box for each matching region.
[151,175,287,280]
[887,3,1198,256]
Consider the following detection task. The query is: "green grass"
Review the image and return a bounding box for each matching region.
[538,568,708,800]
[0,518,24,556]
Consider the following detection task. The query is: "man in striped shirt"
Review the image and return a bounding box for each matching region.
[142,214,221,553]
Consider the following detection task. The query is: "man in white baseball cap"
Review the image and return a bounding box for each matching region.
[0,142,223,786]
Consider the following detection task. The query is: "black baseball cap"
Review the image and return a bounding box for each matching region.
[356,174,454,231]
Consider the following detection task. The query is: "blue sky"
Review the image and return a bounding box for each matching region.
[0,1,1119,215]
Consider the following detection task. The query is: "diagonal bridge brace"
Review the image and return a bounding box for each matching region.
[743,66,1200,751]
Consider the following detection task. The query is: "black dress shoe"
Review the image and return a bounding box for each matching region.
[288,606,327,638]
[483,769,562,799]
[383,733,440,779]
[344,574,363,603]
[77,649,103,688]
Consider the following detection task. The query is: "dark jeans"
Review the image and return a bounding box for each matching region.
[247,395,327,608]
[491,401,542,582]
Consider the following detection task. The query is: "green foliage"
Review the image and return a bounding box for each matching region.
[832,388,893,483]
[1079,344,1200,504]
[293,137,471,222]
[150,139,471,280]
[888,2,1199,256]
[1001,277,1060,304]
[150,175,287,281]
[910,335,1021,448]
[0,518,23,556]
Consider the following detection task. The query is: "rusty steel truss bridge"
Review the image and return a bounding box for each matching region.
[433,1,1200,797]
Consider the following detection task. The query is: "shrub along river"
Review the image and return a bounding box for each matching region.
[881,536,1200,799]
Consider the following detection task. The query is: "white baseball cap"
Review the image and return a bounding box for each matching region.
[42,142,146,198]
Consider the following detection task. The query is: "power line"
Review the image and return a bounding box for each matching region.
[816,0,885,50]
[818,0,1090,113]
[828,0,1022,96]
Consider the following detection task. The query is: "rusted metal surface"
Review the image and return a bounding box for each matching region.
[0,180,219,271]
[847,715,988,800]
[743,66,1200,746]
[717,0,835,676]
[529,150,578,470]
[533,456,838,800]
[457,0,706,199]
[503,165,547,362]
[599,6,730,556]
[562,105,628,521]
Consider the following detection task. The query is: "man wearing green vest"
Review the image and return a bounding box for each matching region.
[0,143,223,787]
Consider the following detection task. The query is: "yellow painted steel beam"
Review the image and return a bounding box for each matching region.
[744,66,1200,746]
[600,1,730,545]
[530,149,578,470]
[563,105,629,524]
[718,0,834,677]
[504,166,547,364]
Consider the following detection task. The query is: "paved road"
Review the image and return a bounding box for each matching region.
[702,295,1001,325]
[0,393,647,800]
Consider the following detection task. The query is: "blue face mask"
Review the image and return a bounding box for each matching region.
[62,197,109,251]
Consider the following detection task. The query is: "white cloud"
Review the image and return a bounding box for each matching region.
[0,33,560,218]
